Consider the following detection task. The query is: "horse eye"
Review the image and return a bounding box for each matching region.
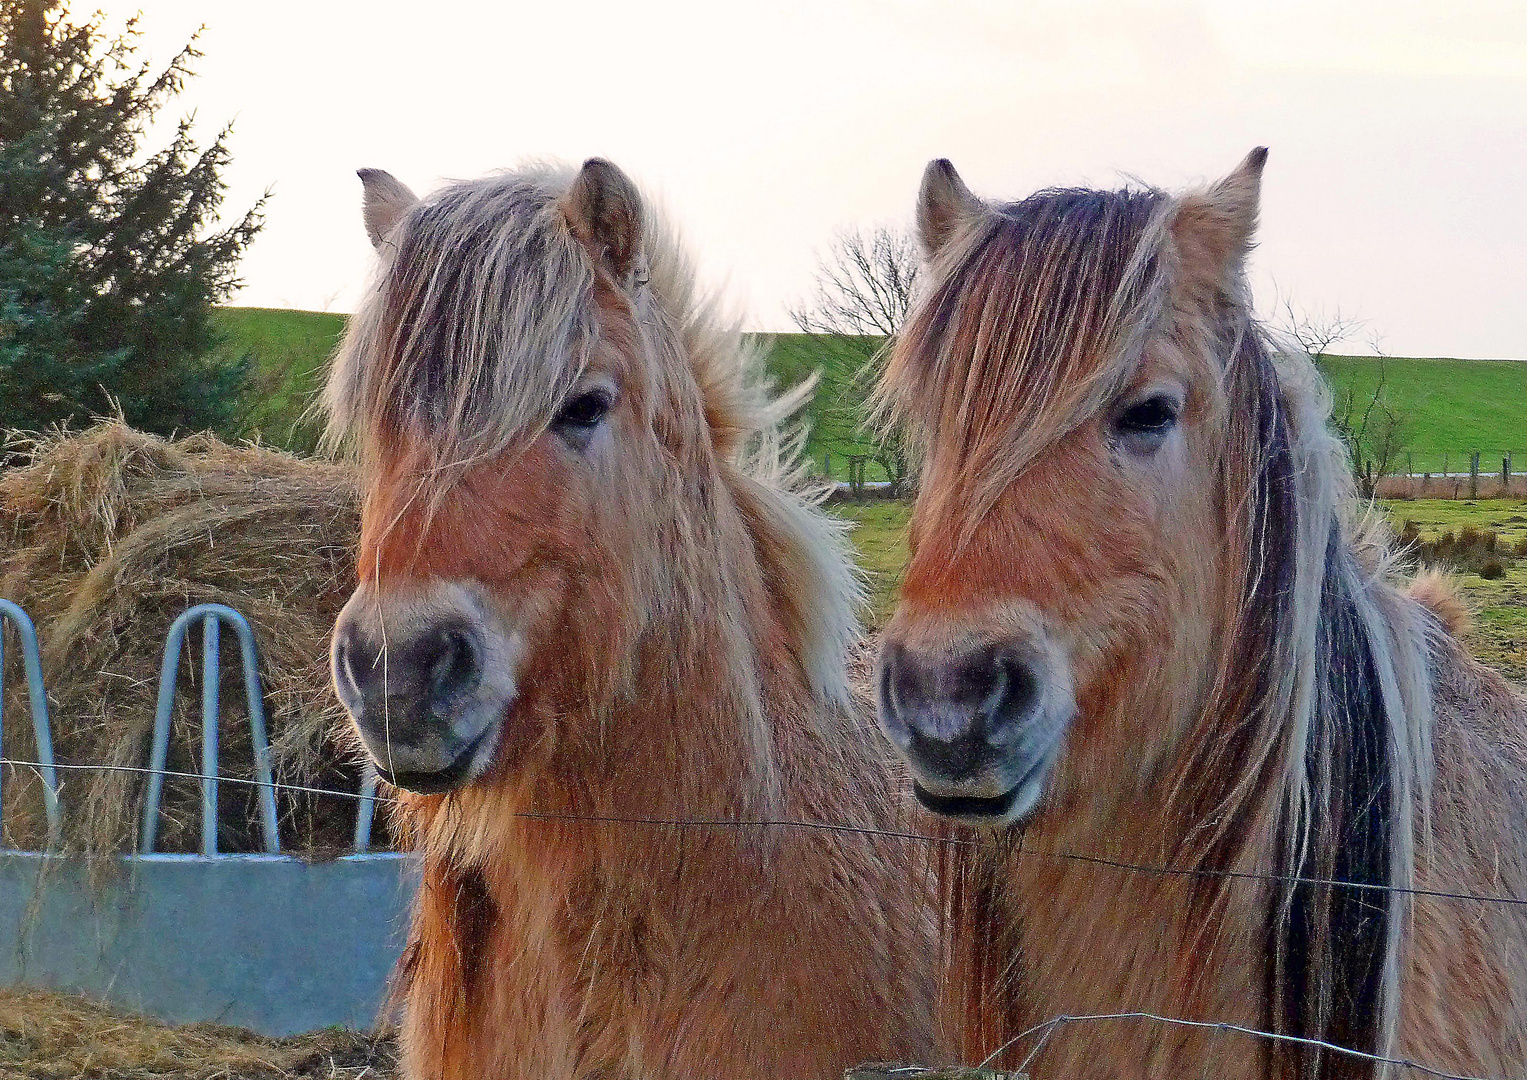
[554,389,613,432]
[1114,394,1181,446]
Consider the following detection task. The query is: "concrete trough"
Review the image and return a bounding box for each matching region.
[0,849,419,1035]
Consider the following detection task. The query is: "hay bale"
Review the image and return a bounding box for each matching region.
[0,422,382,855]
[0,987,398,1078]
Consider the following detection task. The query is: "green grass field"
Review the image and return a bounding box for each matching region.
[831,500,912,625]
[1318,355,1527,473]
[214,309,1527,483]
[213,307,344,452]
[760,333,896,482]
[831,497,1527,681]
[213,314,893,477]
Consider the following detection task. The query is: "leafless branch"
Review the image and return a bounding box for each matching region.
[1276,296,1363,360]
[787,224,923,496]
[1277,300,1410,494]
[789,226,920,338]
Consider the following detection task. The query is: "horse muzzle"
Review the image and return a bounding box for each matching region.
[331,583,521,794]
[875,628,1074,827]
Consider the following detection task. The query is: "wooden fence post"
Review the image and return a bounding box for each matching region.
[1471,451,1481,499]
[847,455,868,499]
[1407,451,1413,478]
[1504,456,1511,496]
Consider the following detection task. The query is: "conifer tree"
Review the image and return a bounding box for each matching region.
[0,1,263,433]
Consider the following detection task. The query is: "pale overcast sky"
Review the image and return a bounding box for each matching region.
[107,1,1526,358]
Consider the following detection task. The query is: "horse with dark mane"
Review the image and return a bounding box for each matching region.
[874,149,1527,1079]
[325,159,938,1078]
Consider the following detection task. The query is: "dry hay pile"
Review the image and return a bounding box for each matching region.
[0,988,397,1079]
[0,422,382,855]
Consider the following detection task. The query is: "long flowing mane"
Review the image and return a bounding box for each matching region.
[325,165,861,708]
[322,161,944,1078]
[883,182,1434,1075]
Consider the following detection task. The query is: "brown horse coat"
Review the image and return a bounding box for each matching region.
[876,150,1527,1079]
[327,160,940,1078]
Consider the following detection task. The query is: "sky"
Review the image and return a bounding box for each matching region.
[98,1,1527,358]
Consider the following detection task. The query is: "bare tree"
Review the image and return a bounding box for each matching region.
[1277,297,1364,362]
[789,225,920,496]
[788,226,919,338]
[1276,299,1409,497]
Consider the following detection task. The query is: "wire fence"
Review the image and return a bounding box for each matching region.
[1378,451,1527,479]
[979,1011,1497,1080]
[5,755,1527,911]
[2,752,1521,1079]
[3,601,1521,1077]
[818,449,1527,501]
[1366,450,1527,501]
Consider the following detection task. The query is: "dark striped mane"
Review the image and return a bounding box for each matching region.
[1187,317,1403,1078]
[1225,327,1401,1078]
[891,177,1432,1079]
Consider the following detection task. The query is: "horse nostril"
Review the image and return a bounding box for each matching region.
[997,653,1038,717]
[332,616,482,718]
[334,623,380,704]
[422,627,480,706]
[981,651,1040,744]
[890,644,936,722]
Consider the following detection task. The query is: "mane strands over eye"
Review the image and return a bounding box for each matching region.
[878,186,1172,534]
[324,160,862,713]
[324,164,599,471]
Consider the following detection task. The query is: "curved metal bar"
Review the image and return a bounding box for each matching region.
[230,610,281,854]
[353,766,379,853]
[200,614,220,857]
[141,611,191,854]
[0,599,62,848]
[139,604,280,855]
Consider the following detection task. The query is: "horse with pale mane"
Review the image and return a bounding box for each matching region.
[324,160,939,1078]
[874,148,1527,1079]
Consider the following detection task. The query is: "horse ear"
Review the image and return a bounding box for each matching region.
[358,169,418,250]
[1170,147,1268,290]
[561,158,645,284]
[917,159,985,258]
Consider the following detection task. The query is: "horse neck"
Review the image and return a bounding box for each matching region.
[602,466,820,822]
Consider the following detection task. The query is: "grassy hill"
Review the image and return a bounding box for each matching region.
[215,307,344,453]
[760,333,892,480]
[1319,355,1527,473]
[212,312,895,477]
[214,309,1526,478]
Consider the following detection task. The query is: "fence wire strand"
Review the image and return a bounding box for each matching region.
[976,1011,1497,1080]
[1,756,1519,1080]
[3,756,1527,911]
